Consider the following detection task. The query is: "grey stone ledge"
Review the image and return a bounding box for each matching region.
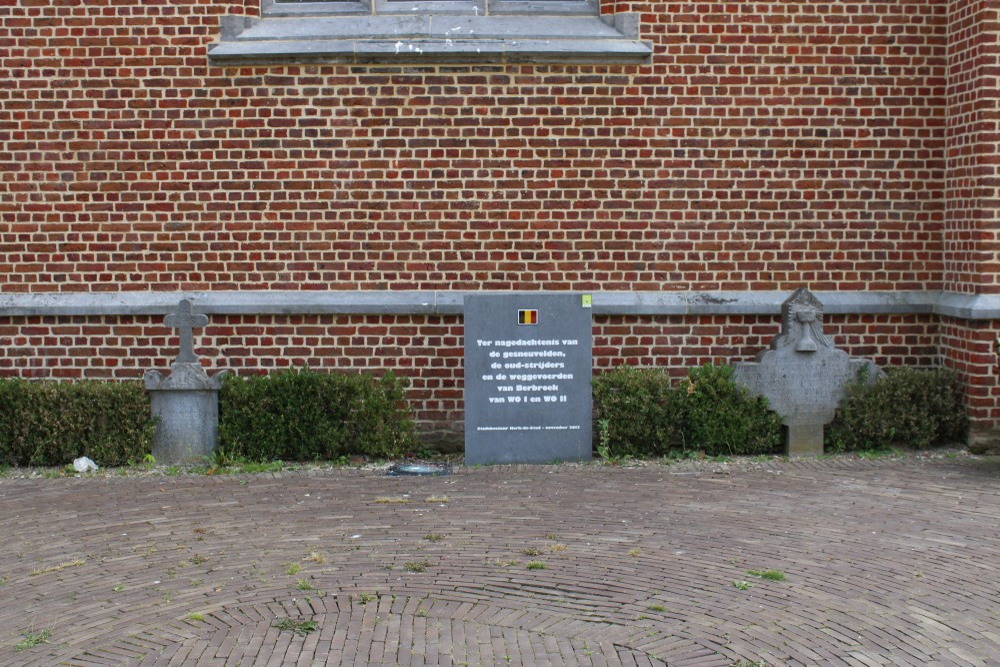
[3,290,1000,320]
[210,39,651,64]
[935,292,1000,320]
[208,12,651,64]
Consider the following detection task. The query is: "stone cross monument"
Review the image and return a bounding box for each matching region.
[164,299,209,364]
[732,288,882,456]
[144,299,226,464]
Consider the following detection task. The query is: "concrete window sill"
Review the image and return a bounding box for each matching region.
[208,0,651,65]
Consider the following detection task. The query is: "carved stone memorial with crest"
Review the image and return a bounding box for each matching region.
[732,288,882,456]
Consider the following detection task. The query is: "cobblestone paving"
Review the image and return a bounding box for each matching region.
[0,455,997,666]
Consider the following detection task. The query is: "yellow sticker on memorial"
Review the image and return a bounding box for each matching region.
[517,309,538,325]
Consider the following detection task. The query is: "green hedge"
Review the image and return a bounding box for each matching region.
[678,364,784,456]
[0,363,966,468]
[593,364,783,458]
[0,379,155,467]
[218,368,415,461]
[592,366,679,457]
[826,367,967,451]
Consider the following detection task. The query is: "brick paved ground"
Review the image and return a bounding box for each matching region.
[0,454,997,666]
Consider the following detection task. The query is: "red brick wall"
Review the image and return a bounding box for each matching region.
[940,0,1000,438]
[1,0,948,293]
[944,0,1000,294]
[1,0,997,438]
[940,317,1000,425]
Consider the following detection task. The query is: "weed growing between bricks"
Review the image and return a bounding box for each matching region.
[14,629,51,653]
[272,618,318,636]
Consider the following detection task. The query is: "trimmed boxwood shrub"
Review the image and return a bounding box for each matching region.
[678,364,784,457]
[826,367,967,451]
[592,364,783,458]
[592,365,679,457]
[0,379,155,467]
[218,368,415,461]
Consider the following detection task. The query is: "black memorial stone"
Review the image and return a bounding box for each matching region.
[464,294,593,465]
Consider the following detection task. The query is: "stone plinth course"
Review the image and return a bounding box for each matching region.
[0,454,997,665]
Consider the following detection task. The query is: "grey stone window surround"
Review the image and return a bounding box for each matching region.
[3,291,1000,321]
[209,0,651,64]
[259,0,600,17]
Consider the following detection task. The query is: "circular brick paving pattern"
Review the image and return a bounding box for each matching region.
[0,455,997,665]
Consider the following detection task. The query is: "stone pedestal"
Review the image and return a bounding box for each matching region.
[145,363,226,464]
[786,423,826,458]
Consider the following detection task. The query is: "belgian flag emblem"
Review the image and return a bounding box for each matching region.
[517,309,538,325]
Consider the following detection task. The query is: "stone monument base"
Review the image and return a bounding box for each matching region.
[786,424,824,457]
[145,362,226,464]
